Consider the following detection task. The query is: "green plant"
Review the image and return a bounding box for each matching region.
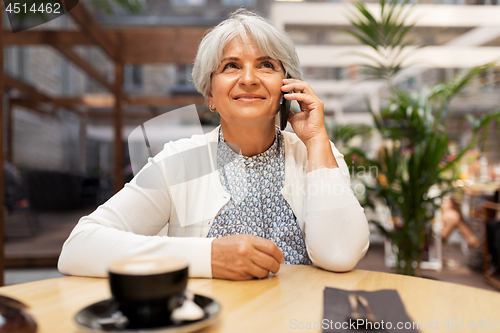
[344,0,417,83]
[349,70,500,275]
[345,0,500,276]
[330,123,373,149]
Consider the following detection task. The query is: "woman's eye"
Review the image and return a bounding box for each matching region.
[261,61,275,69]
[223,62,238,71]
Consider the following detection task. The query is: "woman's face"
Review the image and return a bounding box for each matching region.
[209,37,285,127]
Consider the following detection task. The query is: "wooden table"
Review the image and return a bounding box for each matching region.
[0,265,499,333]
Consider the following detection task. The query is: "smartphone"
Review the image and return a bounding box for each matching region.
[279,91,292,130]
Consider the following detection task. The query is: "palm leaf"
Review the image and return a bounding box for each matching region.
[345,0,419,81]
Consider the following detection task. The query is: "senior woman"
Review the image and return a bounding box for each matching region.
[58,9,369,280]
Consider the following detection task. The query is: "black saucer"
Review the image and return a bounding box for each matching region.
[75,294,220,333]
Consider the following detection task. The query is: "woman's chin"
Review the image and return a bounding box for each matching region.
[221,106,276,122]
[222,115,276,127]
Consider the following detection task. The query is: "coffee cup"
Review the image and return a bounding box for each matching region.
[108,255,189,328]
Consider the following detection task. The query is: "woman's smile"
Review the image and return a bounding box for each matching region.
[234,94,266,102]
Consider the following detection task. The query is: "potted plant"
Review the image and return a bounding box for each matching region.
[343,0,500,276]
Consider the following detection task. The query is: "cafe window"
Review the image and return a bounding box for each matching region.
[4,46,27,79]
[301,66,346,81]
[176,64,194,86]
[397,76,418,90]
[333,67,344,80]
[124,64,143,92]
[479,67,500,91]
[438,68,459,83]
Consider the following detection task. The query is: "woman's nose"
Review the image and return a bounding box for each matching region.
[239,67,259,86]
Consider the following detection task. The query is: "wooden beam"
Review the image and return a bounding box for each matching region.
[4,28,207,63]
[4,74,82,115]
[53,94,204,108]
[5,257,58,268]
[3,30,91,45]
[10,98,55,115]
[67,2,119,62]
[53,45,115,92]
[113,61,124,193]
[54,95,116,108]
[149,106,161,117]
[108,28,205,64]
[0,3,5,286]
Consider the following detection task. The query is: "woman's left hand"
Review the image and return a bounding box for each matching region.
[281,78,328,146]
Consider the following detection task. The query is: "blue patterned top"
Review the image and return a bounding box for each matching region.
[207,126,312,265]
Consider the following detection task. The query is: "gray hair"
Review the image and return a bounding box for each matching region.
[192,8,302,101]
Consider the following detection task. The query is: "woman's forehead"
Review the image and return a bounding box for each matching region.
[221,37,274,60]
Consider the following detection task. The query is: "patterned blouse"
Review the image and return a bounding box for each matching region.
[207,126,312,265]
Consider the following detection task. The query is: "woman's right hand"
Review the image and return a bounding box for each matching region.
[211,234,285,280]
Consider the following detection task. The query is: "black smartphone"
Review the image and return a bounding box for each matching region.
[279,91,291,131]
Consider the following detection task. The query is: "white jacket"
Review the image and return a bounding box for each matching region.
[58,126,369,277]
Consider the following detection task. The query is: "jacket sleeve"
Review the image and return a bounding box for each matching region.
[303,142,370,272]
[57,159,214,278]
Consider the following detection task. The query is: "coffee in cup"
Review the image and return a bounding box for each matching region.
[108,255,189,328]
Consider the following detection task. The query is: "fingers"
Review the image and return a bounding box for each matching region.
[251,249,282,275]
[246,260,275,279]
[247,238,283,277]
[281,78,317,97]
[253,237,285,264]
[281,79,323,114]
[283,92,317,106]
[211,234,284,281]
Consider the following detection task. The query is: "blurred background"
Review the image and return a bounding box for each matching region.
[1,0,499,291]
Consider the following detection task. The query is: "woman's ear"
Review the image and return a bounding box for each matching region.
[208,92,214,108]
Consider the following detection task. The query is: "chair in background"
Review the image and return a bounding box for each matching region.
[4,163,38,238]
